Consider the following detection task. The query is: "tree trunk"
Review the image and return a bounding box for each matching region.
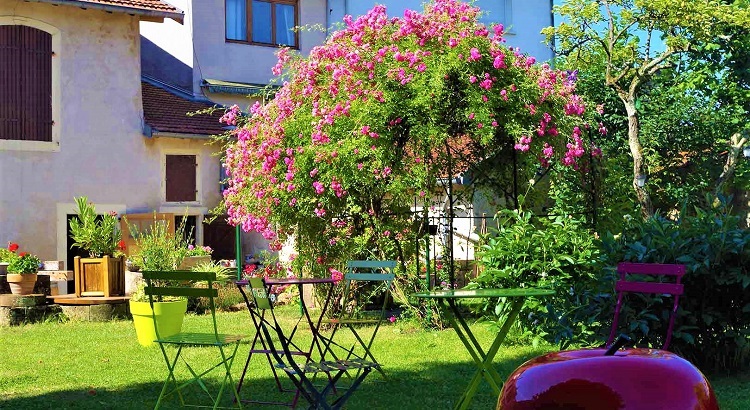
[714,133,747,202]
[624,99,653,218]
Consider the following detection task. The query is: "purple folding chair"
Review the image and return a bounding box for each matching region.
[606,262,686,350]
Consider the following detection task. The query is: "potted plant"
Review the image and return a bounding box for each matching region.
[5,246,41,295]
[177,245,213,270]
[126,215,192,346]
[0,241,19,276]
[69,196,127,297]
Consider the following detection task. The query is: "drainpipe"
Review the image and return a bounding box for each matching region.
[235,225,242,280]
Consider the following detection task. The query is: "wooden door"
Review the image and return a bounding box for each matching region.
[203,216,236,261]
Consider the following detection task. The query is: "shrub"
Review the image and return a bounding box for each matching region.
[69,196,123,257]
[472,208,606,348]
[220,0,597,276]
[601,199,750,372]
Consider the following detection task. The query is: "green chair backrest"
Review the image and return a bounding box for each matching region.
[247,277,273,310]
[142,270,220,339]
[343,260,396,317]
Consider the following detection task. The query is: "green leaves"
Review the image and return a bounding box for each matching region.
[69,196,122,258]
[474,209,606,347]
[602,206,750,372]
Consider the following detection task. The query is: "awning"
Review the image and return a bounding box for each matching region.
[201,78,277,96]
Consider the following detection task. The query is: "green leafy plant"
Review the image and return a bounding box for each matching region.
[472,205,605,348]
[186,245,213,257]
[69,196,124,257]
[187,261,239,313]
[7,252,41,274]
[0,241,19,263]
[600,196,750,372]
[126,215,193,303]
[126,215,191,272]
[191,260,232,283]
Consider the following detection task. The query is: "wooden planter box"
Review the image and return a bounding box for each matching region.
[74,256,125,297]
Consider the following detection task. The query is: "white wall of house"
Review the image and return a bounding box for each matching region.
[0,2,223,263]
[327,0,554,61]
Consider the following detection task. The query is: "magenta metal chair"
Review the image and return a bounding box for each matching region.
[607,262,686,350]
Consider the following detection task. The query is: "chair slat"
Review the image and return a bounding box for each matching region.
[157,332,245,345]
[347,260,396,270]
[608,262,687,350]
[143,270,216,281]
[615,281,684,296]
[617,262,686,277]
[345,273,395,282]
[145,286,218,298]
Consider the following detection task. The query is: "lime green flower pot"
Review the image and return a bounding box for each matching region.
[129,299,187,347]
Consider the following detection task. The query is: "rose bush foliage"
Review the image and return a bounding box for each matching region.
[222,0,596,274]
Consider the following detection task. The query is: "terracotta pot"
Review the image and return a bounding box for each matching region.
[7,273,38,295]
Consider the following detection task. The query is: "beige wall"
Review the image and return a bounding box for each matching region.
[0,3,223,262]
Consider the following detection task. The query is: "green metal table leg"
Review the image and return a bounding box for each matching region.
[442,297,525,410]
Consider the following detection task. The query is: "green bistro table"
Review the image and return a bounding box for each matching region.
[415,288,555,410]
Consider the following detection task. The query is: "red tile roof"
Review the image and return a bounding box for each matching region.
[33,0,183,22]
[142,81,227,136]
[79,0,180,13]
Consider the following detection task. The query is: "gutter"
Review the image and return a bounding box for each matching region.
[26,0,185,24]
[143,124,216,140]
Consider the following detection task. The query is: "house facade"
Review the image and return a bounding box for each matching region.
[0,1,236,268]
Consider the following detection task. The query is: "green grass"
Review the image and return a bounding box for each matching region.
[1,306,748,409]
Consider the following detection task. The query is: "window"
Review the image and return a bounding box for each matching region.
[226,0,298,47]
[165,154,198,202]
[0,25,52,142]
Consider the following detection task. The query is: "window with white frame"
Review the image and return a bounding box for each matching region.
[226,0,298,47]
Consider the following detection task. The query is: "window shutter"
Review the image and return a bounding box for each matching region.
[166,155,198,202]
[0,25,52,142]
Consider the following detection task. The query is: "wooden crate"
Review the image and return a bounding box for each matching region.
[74,256,125,297]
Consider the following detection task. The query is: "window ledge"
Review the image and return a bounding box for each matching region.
[159,205,208,214]
[0,140,60,152]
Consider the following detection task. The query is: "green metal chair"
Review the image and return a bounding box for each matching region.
[143,270,245,409]
[323,260,396,379]
[237,277,377,410]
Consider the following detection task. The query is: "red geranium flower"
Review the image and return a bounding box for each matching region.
[117,240,126,251]
[8,242,19,252]
[18,252,28,257]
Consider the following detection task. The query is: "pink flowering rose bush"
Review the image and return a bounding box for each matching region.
[221,0,596,276]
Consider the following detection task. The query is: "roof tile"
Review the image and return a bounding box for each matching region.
[142,82,227,136]
[74,0,180,13]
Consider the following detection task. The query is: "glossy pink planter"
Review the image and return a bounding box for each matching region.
[498,348,719,410]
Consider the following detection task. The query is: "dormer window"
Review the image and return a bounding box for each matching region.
[226,0,298,48]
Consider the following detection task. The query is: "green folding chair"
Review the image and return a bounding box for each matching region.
[237,277,377,410]
[324,260,396,379]
[143,270,245,409]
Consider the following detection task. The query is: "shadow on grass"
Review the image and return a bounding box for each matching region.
[0,350,537,410]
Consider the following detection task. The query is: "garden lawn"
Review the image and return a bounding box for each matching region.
[1,306,748,409]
